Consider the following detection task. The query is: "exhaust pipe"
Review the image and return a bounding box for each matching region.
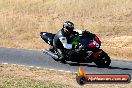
[42,49,58,59]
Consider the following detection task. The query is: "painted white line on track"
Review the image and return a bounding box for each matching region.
[12,64,17,65]
[49,69,55,71]
[2,63,8,64]
[20,65,25,66]
[75,72,78,74]
[1,62,76,74]
[36,67,41,69]
[65,71,71,73]
[58,70,64,72]
[29,66,34,68]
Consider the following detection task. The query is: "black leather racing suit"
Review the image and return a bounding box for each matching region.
[53,28,101,60]
[53,28,79,49]
[53,28,79,60]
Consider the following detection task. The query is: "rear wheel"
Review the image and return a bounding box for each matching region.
[94,53,111,68]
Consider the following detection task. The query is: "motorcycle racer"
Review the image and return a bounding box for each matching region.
[52,21,101,62]
[40,21,110,67]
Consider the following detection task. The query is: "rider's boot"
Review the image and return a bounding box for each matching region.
[57,49,66,63]
[48,46,54,52]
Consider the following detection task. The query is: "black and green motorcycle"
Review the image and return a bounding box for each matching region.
[40,31,111,68]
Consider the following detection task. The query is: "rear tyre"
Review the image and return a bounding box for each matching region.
[94,53,111,68]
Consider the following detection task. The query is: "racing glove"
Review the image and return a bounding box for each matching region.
[72,43,83,49]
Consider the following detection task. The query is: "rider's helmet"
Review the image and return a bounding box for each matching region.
[63,21,74,33]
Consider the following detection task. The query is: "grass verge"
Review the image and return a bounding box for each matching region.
[0,64,132,88]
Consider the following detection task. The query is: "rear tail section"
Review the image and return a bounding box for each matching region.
[40,32,55,46]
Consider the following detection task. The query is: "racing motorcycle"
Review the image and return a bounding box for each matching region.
[40,31,111,67]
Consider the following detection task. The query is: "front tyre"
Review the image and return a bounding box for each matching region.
[94,53,111,68]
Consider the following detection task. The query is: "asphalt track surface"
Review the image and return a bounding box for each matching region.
[0,47,132,77]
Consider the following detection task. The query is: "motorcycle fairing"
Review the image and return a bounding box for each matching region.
[92,49,103,58]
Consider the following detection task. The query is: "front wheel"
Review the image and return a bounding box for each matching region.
[94,53,111,68]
